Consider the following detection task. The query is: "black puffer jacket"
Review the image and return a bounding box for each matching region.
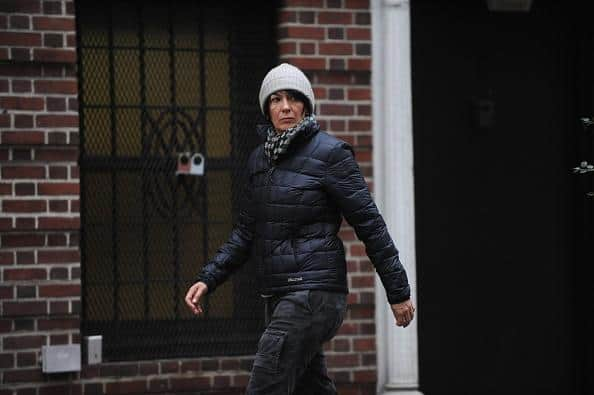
[198,122,410,304]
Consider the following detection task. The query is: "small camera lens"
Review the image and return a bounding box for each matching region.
[193,155,202,166]
[180,155,189,165]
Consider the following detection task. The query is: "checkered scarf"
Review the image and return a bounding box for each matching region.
[264,115,317,163]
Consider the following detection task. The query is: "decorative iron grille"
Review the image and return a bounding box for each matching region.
[77,0,277,360]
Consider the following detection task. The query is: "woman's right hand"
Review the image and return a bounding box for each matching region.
[184,281,209,316]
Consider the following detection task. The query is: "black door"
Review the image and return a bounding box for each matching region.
[411,2,591,394]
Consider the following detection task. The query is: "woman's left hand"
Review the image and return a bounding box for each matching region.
[390,299,415,328]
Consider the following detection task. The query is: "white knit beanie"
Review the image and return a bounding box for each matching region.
[258,63,315,116]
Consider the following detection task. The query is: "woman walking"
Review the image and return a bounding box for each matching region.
[185,63,415,394]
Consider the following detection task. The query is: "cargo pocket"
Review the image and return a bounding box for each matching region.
[253,328,287,372]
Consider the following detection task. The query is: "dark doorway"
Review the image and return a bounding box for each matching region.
[411,1,592,394]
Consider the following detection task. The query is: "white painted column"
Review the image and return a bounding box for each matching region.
[371,0,422,394]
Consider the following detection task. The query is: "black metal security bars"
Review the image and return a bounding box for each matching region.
[77,0,276,360]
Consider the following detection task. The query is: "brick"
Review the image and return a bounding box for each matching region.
[38,249,79,263]
[326,353,359,367]
[34,48,77,63]
[10,15,31,29]
[180,360,201,372]
[355,43,371,56]
[2,234,45,247]
[202,358,219,371]
[351,275,374,288]
[38,318,78,330]
[49,301,68,314]
[327,0,342,8]
[0,79,7,92]
[0,353,14,369]
[0,113,11,127]
[149,379,169,392]
[44,33,64,48]
[49,334,69,344]
[320,104,354,116]
[319,43,352,55]
[221,358,240,370]
[49,166,68,179]
[298,11,315,24]
[66,33,75,47]
[0,32,42,46]
[284,57,326,70]
[279,26,325,40]
[71,200,80,212]
[3,200,47,213]
[84,383,104,395]
[1,166,45,179]
[353,369,376,383]
[332,338,350,351]
[327,27,344,40]
[46,97,66,111]
[346,0,369,8]
[5,336,45,351]
[39,284,81,297]
[105,381,147,395]
[0,96,45,111]
[348,58,371,71]
[13,149,32,161]
[348,119,371,131]
[279,10,297,23]
[15,114,34,128]
[0,47,9,60]
[170,377,211,391]
[38,217,79,230]
[36,114,79,128]
[349,305,374,319]
[318,12,352,25]
[3,301,47,316]
[48,131,68,144]
[43,1,63,15]
[2,131,45,145]
[48,234,67,246]
[214,375,231,388]
[139,362,158,375]
[49,200,68,212]
[299,42,315,55]
[279,41,297,55]
[100,363,139,378]
[357,104,371,116]
[36,148,78,161]
[4,368,45,383]
[0,285,13,299]
[0,218,12,230]
[0,183,12,195]
[17,251,36,265]
[4,268,47,281]
[34,80,77,94]
[17,285,36,298]
[329,58,345,70]
[348,88,371,100]
[13,80,32,93]
[0,320,12,332]
[66,1,74,15]
[15,183,35,196]
[33,16,75,31]
[0,0,41,13]
[0,64,42,77]
[38,182,79,195]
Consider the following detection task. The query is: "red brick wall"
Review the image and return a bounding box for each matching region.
[0,0,376,394]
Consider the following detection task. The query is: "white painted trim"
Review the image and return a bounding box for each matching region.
[372,0,421,394]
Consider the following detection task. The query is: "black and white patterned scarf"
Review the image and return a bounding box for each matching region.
[264,115,317,163]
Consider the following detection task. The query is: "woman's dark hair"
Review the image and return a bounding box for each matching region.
[265,89,312,119]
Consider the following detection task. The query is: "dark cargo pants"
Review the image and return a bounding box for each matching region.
[246,290,347,395]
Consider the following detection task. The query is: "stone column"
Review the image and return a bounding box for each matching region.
[371,0,422,394]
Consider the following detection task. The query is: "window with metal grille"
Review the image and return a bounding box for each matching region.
[77,0,277,360]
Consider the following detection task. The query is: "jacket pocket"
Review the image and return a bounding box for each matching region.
[253,328,287,372]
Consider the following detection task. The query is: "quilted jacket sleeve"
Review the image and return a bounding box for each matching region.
[325,142,411,304]
[196,177,255,294]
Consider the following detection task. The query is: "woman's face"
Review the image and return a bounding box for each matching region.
[268,90,305,132]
